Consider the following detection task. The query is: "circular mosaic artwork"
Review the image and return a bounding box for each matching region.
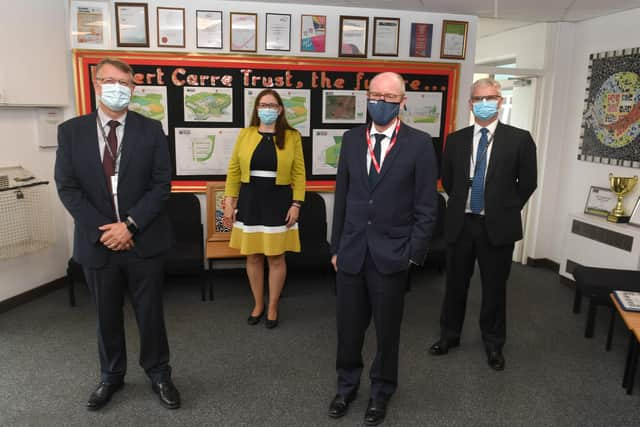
[593,71,640,148]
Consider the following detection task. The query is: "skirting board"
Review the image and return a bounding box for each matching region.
[0,277,66,314]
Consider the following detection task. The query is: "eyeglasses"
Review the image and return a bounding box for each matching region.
[471,95,502,102]
[367,92,405,102]
[96,77,133,87]
[258,102,280,109]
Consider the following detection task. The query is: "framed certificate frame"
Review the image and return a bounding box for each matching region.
[629,197,640,226]
[440,20,468,60]
[300,15,326,52]
[70,1,111,49]
[230,12,257,52]
[265,13,291,51]
[157,7,185,48]
[196,10,223,49]
[373,17,399,56]
[584,185,616,217]
[115,2,149,47]
[339,16,368,58]
[410,23,433,57]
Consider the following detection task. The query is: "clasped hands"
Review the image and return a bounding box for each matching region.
[99,222,134,252]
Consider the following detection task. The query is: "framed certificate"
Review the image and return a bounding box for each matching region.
[373,17,399,56]
[300,15,326,52]
[440,20,468,60]
[230,12,257,52]
[157,7,185,48]
[584,186,616,217]
[339,16,368,58]
[70,1,111,49]
[196,10,223,49]
[115,2,149,47]
[410,23,433,57]
[265,13,291,51]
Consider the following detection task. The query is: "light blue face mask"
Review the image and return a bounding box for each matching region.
[99,83,132,111]
[472,100,499,121]
[258,108,279,125]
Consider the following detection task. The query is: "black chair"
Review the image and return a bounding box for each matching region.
[572,265,640,349]
[165,192,207,301]
[285,192,332,279]
[423,192,447,273]
[67,258,86,307]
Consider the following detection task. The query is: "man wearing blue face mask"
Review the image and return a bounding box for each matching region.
[429,78,537,372]
[329,72,438,425]
[55,57,180,411]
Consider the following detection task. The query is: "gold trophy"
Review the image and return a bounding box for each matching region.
[607,173,638,223]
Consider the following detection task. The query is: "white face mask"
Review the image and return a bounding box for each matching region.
[99,83,132,111]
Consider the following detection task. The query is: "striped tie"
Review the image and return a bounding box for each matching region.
[470,128,489,214]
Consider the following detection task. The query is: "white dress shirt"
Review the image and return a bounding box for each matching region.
[367,118,398,174]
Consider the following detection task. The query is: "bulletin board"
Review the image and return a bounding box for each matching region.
[73,49,459,191]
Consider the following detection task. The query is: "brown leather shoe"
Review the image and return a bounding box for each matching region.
[86,382,124,411]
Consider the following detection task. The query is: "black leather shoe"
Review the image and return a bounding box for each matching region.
[428,338,460,356]
[364,399,387,426]
[247,310,264,325]
[265,316,279,329]
[152,379,181,409]
[328,394,354,419]
[487,350,505,371]
[86,382,124,411]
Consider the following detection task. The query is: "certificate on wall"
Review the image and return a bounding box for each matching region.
[265,13,291,51]
[230,12,257,52]
[157,7,185,48]
[196,10,223,49]
[440,20,468,59]
[373,17,399,56]
[339,16,368,57]
[115,2,149,47]
[300,15,326,52]
[410,23,433,57]
[70,1,111,49]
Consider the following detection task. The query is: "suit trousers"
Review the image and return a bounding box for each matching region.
[336,250,408,402]
[83,251,171,384]
[439,214,514,350]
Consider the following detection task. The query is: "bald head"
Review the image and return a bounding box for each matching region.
[370,72,406,95]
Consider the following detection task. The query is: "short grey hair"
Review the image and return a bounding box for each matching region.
[470,78,502,98]
[370,72,406,95]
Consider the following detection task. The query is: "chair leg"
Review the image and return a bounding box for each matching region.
[606,306,615,351]
[585,299,597,338]
[200,272,206,302]
[208,259,215,301]
[68,277,76,307]
[573,288,582,313]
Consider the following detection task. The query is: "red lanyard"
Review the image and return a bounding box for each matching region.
[366,120,401,174]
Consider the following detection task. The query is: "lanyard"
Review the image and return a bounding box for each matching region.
[469,131,494,178]
[97,118,124,175]
[366,120,401,174]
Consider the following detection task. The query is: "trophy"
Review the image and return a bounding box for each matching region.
[607,173,638,223]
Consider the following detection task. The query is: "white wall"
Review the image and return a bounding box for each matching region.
[0,0,477,301]
[476,22,548,69]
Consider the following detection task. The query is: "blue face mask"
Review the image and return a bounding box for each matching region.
[472,100,499,121]
[367,100,400,125]
[258,108,279,125]
[99,83,132,111]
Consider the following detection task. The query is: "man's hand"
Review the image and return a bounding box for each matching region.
[99,222,134,251]
[331,255,338,272]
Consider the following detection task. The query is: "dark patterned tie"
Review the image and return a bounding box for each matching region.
[470,128,489,213]
[103,120,120,193]
[368,133,385,187]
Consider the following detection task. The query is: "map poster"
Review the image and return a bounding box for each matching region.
[174,127,240,175]
[578,48,640,168]
[183,87,233,122]
[400,91,443,137]
[322,90,367,124]
[129,86,168,135]
[312,129,346,175]
[244,88,311,136]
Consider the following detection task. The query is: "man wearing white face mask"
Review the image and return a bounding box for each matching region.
[429,78,537,372]
[55,58,180,411]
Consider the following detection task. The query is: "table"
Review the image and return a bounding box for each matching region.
[610,294,640,394]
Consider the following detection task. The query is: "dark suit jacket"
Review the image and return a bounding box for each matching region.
[331,122,438,275]
[55,110,173,268]
[441,121,537,246]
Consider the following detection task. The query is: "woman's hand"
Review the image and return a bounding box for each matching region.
[222,196,237,228]
[285,204,299,227]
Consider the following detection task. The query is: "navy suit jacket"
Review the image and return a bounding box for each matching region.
[441,121,537,246]
[331,122,438,275]
[55,110,174,268]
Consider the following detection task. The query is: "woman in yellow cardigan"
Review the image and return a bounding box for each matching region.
[223,89,306,329]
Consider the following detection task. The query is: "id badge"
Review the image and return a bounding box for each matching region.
[110,175,119,195]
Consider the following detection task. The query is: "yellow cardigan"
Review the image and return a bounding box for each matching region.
[224,127,306,201]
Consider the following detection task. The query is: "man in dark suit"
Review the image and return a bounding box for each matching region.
[328,72,438,425]
[429,78,537,371]
[54,58,180,410]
